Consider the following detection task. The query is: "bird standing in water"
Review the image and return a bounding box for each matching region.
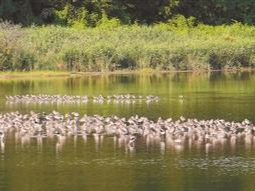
[0,131,5,143]
[128,135,136,147]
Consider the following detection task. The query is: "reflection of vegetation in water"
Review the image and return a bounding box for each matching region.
[2,133,255,191]
[0,72,255,122]
[0,72,255,191]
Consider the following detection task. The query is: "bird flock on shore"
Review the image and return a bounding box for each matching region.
[0,111,254,152]
[6,94,159,104]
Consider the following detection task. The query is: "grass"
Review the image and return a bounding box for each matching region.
[1,21,255,72]
[0,70,70,78]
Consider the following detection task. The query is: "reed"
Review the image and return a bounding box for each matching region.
[1,21,255,72]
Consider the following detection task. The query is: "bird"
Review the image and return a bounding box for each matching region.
[128,135,136,146]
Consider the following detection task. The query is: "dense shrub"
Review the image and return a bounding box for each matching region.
[1,21,255,72]
[1,0,255,25]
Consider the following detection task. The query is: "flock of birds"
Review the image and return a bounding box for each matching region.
[2,93,255,152]
[6,94,159,104]
[0,111,254,152]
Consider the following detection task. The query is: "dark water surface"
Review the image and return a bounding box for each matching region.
[0,71,255,191]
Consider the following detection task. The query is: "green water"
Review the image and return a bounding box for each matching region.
[0,71,255,191]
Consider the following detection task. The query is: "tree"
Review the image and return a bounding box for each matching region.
[1,0,255,25]
[175,0,255,25]
[0,0,16,20]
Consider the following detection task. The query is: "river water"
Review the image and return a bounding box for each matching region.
[0,71,255,191]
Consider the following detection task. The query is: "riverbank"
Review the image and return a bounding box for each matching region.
[0,68,254,79]
[1,22,255,72]
[0,71,70,78]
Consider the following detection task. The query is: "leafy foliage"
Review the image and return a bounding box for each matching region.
[1,21,255,72]
[1,0,255,25]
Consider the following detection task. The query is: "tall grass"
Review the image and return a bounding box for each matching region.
[1,21,255,72]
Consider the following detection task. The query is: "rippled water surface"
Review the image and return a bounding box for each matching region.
[0,71,255,191]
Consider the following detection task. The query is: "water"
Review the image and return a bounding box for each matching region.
[0,71,255,191]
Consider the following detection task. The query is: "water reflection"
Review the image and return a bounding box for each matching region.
[0,140,4,154]
[9,132,255,156]
[56,134,66,153]
[0,71,255,122]
[1,133,255,191]
[0,72,255,191]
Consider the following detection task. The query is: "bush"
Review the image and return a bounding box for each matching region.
[1,22,255,72]
[0,22,36,71]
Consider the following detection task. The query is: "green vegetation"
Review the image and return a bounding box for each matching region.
[1,0,255,26]
[1,1,255,72]
[1,18,255,72]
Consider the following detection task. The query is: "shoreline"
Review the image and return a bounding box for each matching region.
[0,68,254,79]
